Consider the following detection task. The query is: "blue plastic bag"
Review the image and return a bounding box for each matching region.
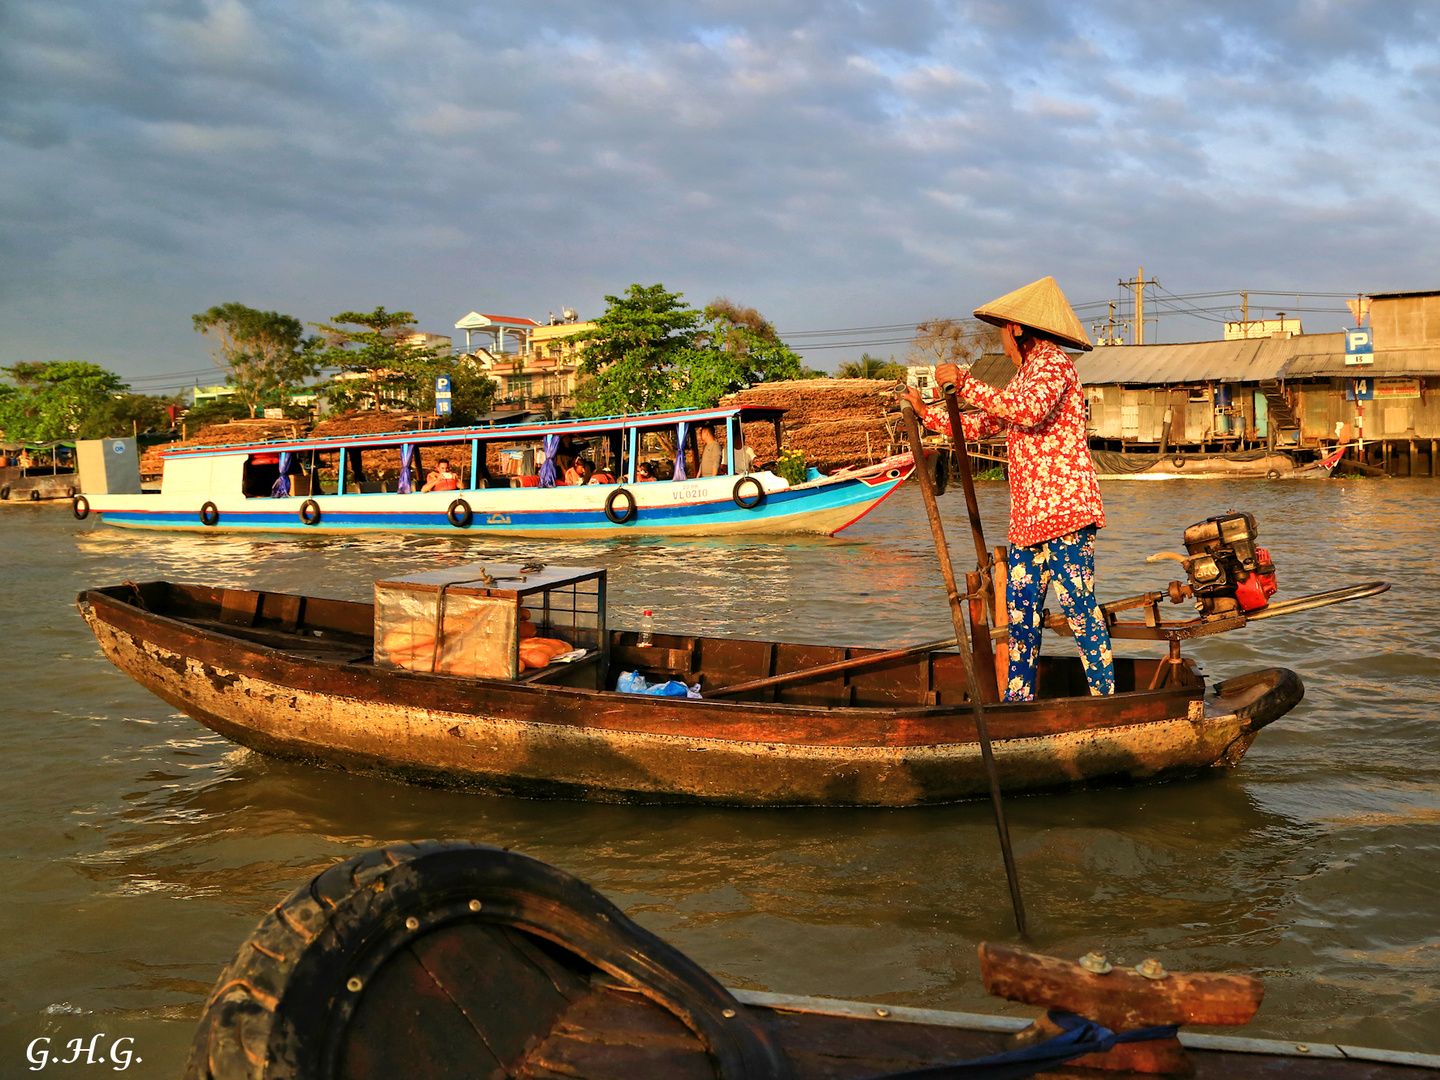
[616,671,702,698]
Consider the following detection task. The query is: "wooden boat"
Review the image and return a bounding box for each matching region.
[1089,444,1346,481]
[78,571,1364,807]
[71,405,913,538]
[186,840,1440,1079]
[0,440,79,502]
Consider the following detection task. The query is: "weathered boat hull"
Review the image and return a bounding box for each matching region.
[0,466,78,501]
[79,585,1302,807]
[1092,448,1343,481]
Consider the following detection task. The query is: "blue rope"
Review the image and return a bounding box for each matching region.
[862,1010,1181,1080]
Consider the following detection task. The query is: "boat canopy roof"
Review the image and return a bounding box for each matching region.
[1,440,76,451]
[161,404,789,458]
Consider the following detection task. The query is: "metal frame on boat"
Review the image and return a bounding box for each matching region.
[73,405,914,538]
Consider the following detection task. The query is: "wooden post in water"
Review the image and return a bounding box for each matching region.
[900,401,1027,936]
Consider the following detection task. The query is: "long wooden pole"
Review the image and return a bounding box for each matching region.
[901,402,1027,936]
[938,378,990,572]
[707,636,958,700]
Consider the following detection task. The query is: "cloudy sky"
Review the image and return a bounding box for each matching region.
[3,0,1438,389]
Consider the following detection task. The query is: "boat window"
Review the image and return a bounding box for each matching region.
[633,427,680,480]
[413,440,477,491]
[242,453,282,498]
[295,449,340,496]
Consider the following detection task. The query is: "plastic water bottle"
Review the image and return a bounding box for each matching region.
[638,610,654,647]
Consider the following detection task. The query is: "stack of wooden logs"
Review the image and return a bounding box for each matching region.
[719,379,903,470]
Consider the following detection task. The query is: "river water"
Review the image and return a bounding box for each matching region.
[1,478,1436,1076]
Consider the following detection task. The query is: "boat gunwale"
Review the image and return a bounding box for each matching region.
[727,989,1440,1070]
[79,582,1207,738]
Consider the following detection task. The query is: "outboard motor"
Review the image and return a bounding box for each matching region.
[1181,511,1278,617]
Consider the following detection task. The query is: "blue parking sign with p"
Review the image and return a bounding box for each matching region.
[1345,328,1373,365]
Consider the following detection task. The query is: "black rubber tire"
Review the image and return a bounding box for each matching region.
[299,499,323,526]
[200,501,220,527]
[72,495,90,520]
[184,841,789,1080]
[66,486,76,499]
[1172,455,1185,469]
[0,485,8,500]
[446,498,472,528]
[1266,468,1281,480]
[733,476,765,510]
[29,489,40,501]
[1212,667,1305,730]
[604,487,637,524]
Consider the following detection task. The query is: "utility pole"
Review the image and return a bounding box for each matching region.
[1136,266,1146,345]
[1117,268,1159,344]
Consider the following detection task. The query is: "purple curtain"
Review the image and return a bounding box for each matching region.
[398,444,415,494]
[270,452,293,498]
[539,434,560,488]
[673,422,689,481]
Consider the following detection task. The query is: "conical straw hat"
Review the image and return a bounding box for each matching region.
[973,276,1092,351]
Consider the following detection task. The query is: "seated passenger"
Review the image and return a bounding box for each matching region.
[563,458,594,486]
[421,458,462,492]
[636,462,657,482]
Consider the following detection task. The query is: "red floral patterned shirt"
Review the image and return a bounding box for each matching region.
[922,339,1104,547]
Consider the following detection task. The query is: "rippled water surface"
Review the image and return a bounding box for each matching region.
[1,478,1437,1075]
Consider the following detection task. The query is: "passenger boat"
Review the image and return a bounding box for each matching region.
[71,405,913,538]
[76,547,1387,806]
[186,840,1440,1079]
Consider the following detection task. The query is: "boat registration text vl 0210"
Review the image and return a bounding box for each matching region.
[669,484,708,502]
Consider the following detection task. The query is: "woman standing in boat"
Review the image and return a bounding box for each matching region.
[902,276,1113,701]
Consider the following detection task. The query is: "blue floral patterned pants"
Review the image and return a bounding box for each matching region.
[1004,525,1115,701]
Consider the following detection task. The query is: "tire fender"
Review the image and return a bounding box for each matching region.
[299,499,322,526]
[447,498,472,528]
[200,501,220,527]
[604,487,637,524]
[72,495,90,520]
[733,476,765,510]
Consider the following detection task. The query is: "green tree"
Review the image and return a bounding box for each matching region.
[670,298,805,407]
[572,284,709,416]
[573,286,807,415]
[182,395,252,429]
[0,361,129,442]
[193,303,322,418]
[837,353,906,380]
[314,306,447,411]
[77,393,177,439]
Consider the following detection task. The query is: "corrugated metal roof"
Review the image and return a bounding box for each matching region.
[1285,342,1440,376]
[970,352,1016,390]
[1073,338,1282,384]
[1073,331,1440,384]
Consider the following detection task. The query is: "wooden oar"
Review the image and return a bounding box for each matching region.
[706,636,959,700]
[938,375,991,573]
[901,400,1027,937]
